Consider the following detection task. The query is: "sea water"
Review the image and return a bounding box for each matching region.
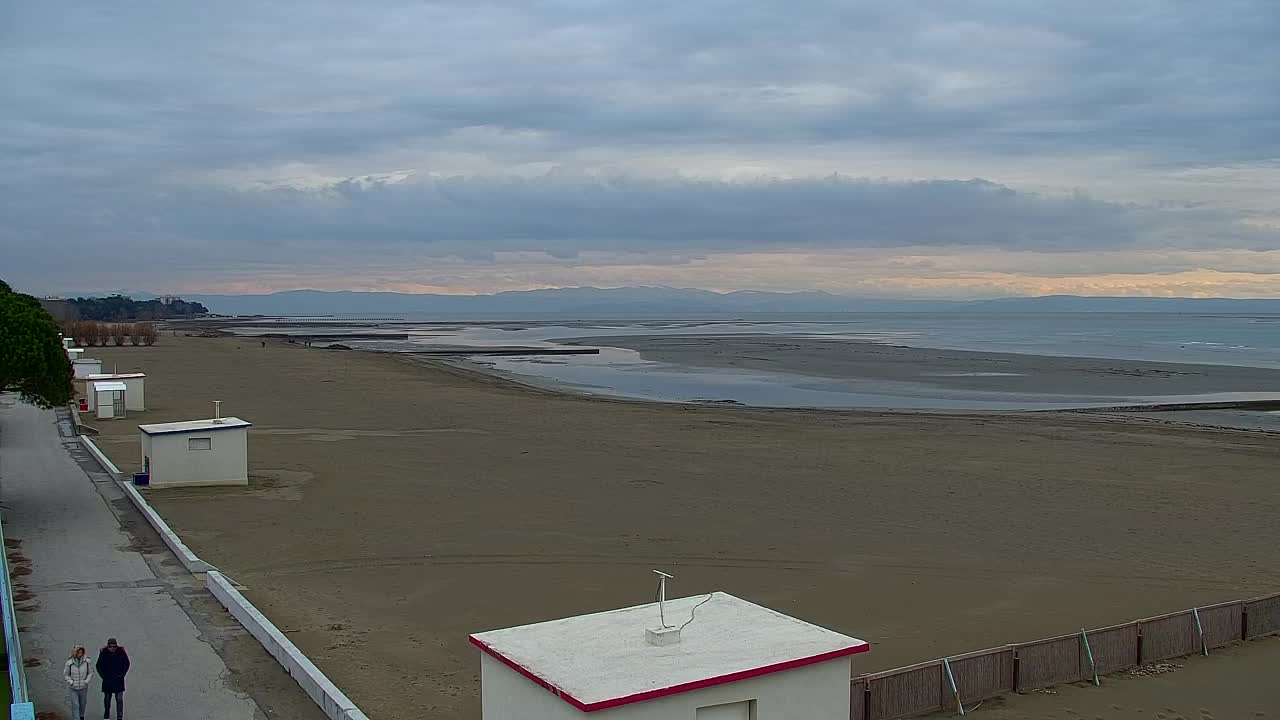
[234,313,1280,410]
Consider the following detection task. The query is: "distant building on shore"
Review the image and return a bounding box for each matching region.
[471,591,868,720]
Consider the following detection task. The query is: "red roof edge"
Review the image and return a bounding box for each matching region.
[469,635,869,713]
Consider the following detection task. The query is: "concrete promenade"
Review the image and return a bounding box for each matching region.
[0,397,325,720]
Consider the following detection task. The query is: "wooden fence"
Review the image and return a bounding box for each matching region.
[849,591,1280,719]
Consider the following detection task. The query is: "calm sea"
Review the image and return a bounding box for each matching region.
[236,313,1280,410]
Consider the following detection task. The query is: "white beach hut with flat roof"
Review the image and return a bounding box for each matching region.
[93,381,128,420]
[138,416,251,488]
[86,373,146,411]
[69,351,100,376]
[470,591,868,720]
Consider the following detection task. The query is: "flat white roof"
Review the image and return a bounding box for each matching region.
[87,373,145,379]
[72,357,100,364]
[93,381,128,392]
[138,417,252,435]
[67,349,85,356]
[470,592,868,712]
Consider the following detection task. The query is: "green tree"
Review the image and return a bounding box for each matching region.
[0,280,74,408]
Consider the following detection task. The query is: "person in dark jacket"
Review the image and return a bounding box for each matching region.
[95,638,130,719]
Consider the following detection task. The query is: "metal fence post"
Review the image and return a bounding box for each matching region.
[943,657,964,716]
[1080,628,1099,686]
[1192,607,1208,656]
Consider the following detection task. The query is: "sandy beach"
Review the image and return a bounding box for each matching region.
[86,336,1280,720]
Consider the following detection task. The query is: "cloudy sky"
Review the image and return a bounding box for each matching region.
[3,1,1279,298]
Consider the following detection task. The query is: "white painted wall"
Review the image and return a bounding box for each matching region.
[86,377,144,411]
[142,428,248,487]
[206,572,370,720]
[73,359,102,379]
[481,653,850,720]
[94,389,125,419]
[140,432,152,472]
[116,377,145,410]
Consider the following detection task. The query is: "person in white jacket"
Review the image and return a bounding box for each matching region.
[63,645,94,720]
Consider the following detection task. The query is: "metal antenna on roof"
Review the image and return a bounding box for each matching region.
[213,400,223,424]
[653,570,674,628]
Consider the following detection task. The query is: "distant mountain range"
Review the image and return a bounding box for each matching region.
[116,287,1280,317]
[45,286,1280,317]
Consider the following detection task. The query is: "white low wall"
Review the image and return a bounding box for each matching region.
[78,425,371,720]
[117,480,216,574]
[206,572,371,720]
[77,434,215,574]
[78,434,121,477]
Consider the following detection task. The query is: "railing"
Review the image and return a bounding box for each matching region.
[850,592,1280,719]
[0,512,33,719]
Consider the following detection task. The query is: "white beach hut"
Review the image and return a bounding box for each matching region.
[71,357,102,379]
[93,381,128,420]
[138,415,251,488]
[85,373,146,411]
[471,591,868,720]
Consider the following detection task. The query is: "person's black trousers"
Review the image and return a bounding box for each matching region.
[102,690,123,719]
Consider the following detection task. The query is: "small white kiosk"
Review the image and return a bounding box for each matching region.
[86,373,146,411]
[471,591,868,720]
[72,357,102,379]
[93,381,128,420]
[138,415,251,488]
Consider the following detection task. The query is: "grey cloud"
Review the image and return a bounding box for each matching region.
[5,174,1276,279]
[3,0,1279,186]
[3,1,1280,291]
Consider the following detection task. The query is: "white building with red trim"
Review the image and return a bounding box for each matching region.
[471,592,868,720]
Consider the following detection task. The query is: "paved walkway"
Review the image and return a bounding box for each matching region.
[0,398,324,720]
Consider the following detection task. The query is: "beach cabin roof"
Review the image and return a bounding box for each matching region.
[86,373,146,380]
[92,381,128,393]
[138,418,252,436]
[469,592,867,713]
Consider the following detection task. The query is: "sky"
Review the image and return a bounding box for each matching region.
[2,1,1279,298]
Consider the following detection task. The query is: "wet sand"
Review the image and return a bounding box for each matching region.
[87,336,1280,720]
[571,334,1280,398]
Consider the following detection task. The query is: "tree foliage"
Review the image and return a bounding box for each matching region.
[0,280,74,408]
[66,295,208,321]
